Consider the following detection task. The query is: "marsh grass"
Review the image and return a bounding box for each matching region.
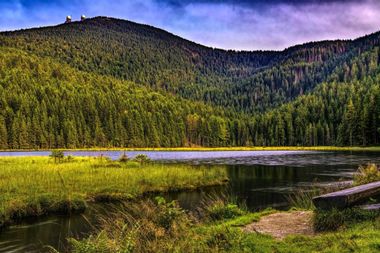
[68,197,192,253]
[353,163,380,185]
[0,157,228,228]
[64,162,380,253]
[287,179,353,211]
[67,198,380,253]
[287,188,319,210]
[198,193,247,222]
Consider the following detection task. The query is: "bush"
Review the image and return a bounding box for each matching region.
[49,150,64,163]
[66,155,74,162]
[208,203,244,221]
[118,153,129,163]
[353,163,380,186]
[154,196,186,231]
[133,154,151,164]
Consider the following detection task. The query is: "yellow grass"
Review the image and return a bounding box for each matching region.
[0,157,227,227]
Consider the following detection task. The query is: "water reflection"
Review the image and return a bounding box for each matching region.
[169,163,356,212]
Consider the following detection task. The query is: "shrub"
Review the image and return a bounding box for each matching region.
[118,152,129,163]
[49,150,64,163]
[353,163,380,186]
[154,196,186,231]
[66,155,74,162]
[133,154,151,165]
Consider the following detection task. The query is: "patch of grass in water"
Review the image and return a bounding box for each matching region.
[0,156,228,228]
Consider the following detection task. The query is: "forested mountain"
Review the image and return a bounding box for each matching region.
[0,47,250,148]
[0,16,379,148]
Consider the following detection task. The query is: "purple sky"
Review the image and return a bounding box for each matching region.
[1,0,380,50]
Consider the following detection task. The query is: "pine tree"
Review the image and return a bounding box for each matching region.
[0,116,8,149]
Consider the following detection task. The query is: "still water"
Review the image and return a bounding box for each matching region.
[0,150,379,252]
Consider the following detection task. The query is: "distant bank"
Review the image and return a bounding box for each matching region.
[1,146,380,152]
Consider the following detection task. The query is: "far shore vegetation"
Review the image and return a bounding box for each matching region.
[2,146,380,152]
[0,156,228,228]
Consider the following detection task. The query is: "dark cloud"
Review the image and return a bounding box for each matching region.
[0,0,380,50]
[165,0,361,7]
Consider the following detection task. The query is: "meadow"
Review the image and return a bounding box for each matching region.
[0,156,228,228]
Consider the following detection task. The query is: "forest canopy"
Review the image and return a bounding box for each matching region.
[0,17,379,148]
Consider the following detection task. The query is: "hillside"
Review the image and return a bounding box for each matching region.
[3,17,379,112]
[0,47,252,148]
[0,16,379,148]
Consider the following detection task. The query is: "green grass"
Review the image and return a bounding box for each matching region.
[0,157,228,228]
[189,219,380,253]
[66,199,380,253]
[314,208,380,232]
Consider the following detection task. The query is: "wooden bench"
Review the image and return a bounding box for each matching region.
[312,181,380,210]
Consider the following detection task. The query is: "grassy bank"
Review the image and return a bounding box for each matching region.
[65,164,380,253]
[66,198,380,253]
[0,157,228,228]
[2,146,380,152]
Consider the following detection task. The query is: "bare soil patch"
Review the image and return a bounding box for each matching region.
[243,211,315,239]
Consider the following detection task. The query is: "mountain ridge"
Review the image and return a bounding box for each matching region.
[3,16,378,112]
[0,16,379,148]
[3,16,380,54]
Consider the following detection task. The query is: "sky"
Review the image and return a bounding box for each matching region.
[1,0,380,50]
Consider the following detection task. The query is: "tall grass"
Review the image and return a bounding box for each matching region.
[66,195,253,253]
[314,208,380,231]
[66,197,380,253]
[0,157,228,228]
[67,198,192,253]
[197,193,246,222]
[287,188,319,210]
[310,164,380,231]
[353,163,380,185]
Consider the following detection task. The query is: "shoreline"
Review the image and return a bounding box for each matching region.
[0,180,228,230]
[0,146,380,152]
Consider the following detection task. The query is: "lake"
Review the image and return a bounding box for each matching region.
[0,150,379,252]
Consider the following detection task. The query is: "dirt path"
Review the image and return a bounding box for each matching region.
[243,211,315,239]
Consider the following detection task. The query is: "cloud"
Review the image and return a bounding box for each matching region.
[0,0,380,50]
